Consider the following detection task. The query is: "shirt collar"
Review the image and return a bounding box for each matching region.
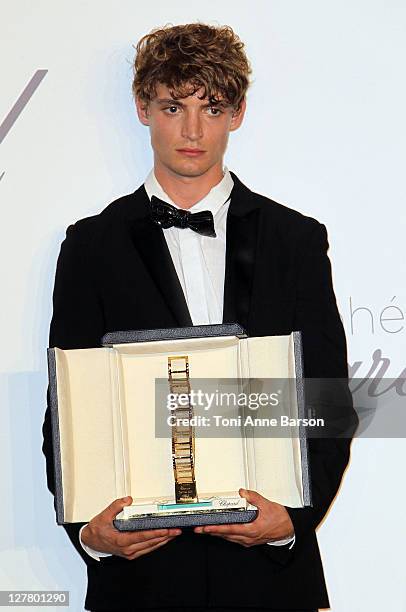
[144,166,234,218]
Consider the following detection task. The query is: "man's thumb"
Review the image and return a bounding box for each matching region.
[104,496,133,520]
[239,488,264,507]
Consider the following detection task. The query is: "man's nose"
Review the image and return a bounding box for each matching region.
[181,111,203,141]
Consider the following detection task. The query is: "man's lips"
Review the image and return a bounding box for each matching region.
[176,148,206,157]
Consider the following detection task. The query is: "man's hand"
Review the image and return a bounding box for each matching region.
[81,496,182,560]
[194,488,294,547]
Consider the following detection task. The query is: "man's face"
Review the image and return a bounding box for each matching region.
[136,83,246,179]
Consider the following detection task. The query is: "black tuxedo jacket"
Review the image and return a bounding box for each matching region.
[42,172,356,611]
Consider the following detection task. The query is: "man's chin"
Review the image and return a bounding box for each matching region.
[166,160,216,179]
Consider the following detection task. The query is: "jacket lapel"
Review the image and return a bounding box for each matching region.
[222,172,261,332]
[128,186,193,327]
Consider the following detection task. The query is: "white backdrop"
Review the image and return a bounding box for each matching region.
[1,1,405,610]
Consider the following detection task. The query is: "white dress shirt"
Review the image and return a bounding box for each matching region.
[79,167,295,560]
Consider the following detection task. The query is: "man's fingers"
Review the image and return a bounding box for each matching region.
[128,534,173,552]
[195,523,255,536]
[122,535,176,559]
[116,528,181,547]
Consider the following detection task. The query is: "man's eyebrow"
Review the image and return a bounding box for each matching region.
[155,98,184,105]
[155,98,230,108]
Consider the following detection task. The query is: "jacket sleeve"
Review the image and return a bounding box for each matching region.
[285,221,358,543]
[42,222,106,565]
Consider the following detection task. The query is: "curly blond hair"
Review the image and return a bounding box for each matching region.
[132,23,251,109]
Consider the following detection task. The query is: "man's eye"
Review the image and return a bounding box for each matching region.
[165,106,180,114]
[208,107,222,115]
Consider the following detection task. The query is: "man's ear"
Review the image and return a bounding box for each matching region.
[229,97,247,132]
[135,96,150,126]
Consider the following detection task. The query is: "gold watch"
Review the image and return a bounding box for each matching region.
[168,355,198,504]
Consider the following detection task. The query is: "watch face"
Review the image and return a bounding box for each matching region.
[175,481,198,504]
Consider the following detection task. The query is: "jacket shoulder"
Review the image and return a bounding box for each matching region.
[231,172,324,236]
[251,189,325,243]
[61,189,143,241]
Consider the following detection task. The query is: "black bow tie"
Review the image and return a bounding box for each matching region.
[150,196,216,237]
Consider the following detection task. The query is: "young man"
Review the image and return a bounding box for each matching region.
[43,23,356,612]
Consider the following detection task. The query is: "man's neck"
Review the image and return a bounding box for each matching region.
[153,162,225,209]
